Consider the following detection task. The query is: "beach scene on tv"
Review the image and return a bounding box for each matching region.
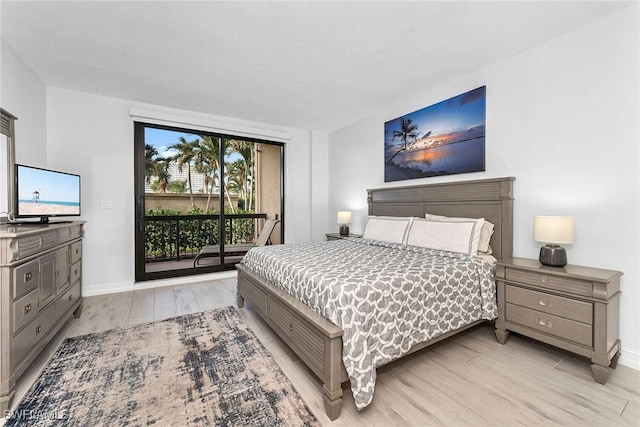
[384,86,486,182]
[17,166,80,216]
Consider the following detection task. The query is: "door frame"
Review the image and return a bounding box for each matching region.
[134,121,285,282]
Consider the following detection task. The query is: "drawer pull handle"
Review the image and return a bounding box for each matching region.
[537,299,551,307]
[24,304,32,314]
[69,294,73,301]
[536,318,552,328]
[24,272,32,282]
[74,269,78,275]
[289,323,293,333]
[35,325,42,334]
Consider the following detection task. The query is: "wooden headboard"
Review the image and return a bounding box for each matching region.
[367,177,515,260]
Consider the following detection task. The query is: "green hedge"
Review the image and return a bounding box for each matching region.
[144,208,260,261]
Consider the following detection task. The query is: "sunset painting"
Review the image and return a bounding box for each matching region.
[384,86,486,182]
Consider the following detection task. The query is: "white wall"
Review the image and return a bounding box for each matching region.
[0,40,47,166]
[45,87,328,295]
[311,131,330,241]
[0,39,47,221]
[328,5,639,368]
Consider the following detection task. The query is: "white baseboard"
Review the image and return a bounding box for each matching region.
[619,346,640,371]
[82,270,237,297]
[133,270,237,291]
[82,280,135,297]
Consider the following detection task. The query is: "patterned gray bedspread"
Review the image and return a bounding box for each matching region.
[240,238,497,409]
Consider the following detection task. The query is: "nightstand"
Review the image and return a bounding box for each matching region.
[495,257,622,385]
[325,233,362,241]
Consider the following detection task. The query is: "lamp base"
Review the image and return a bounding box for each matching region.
[339,225,350,236]
[539,245,567,267]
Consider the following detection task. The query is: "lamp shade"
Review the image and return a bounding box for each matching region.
[337,211,352,225]
[533,216,574,244]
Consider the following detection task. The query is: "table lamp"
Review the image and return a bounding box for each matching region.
[337,211,352,236]
[533,216,574,267]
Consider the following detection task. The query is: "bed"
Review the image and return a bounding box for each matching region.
[236,177,514,420]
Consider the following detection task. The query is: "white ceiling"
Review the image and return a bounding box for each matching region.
[1,1,633,132]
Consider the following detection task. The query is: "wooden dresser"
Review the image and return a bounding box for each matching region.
[0,221,84,412]
[495,257,622,384]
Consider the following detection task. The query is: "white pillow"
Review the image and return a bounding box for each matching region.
[363,216,412,244]
[478,220,495,253]
[425,213,484,255]
[407,218,476,255]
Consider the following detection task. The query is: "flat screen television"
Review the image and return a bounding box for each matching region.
[14,164,81,223]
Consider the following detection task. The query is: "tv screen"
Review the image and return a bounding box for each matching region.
[15,164,81,222]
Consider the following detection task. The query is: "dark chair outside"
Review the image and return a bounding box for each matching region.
[193,218,280,267]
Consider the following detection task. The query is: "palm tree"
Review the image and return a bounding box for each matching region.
[226,160,248,212]
[227,139,255,211]
[144,144,172,193]
[387,117,420,163]
[170,137,198,208]
[150,158,171,193]
[194,136,225,212]
[144,144,159,183]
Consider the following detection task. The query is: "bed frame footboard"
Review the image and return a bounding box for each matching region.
[236,263,348,420]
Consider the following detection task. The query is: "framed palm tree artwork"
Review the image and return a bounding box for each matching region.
[384,86,486,182]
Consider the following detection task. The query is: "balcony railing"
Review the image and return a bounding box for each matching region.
[144,213,267,262]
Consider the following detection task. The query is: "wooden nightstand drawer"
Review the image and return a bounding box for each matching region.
[505,268,592,297]
[506,285,592,324]
[506,303,592,347]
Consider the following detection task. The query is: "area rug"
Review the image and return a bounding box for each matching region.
[4,306,319,426]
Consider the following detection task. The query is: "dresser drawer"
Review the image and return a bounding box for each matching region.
[70,241,82,265]
[12,303,56,368]
[59,225,83,242]
[13,289,39,334]
[57,281,81,318]
[41,230,60,251]
[505,268,592,297]
[506,303,592,347]
[506,285,592,324]
[15,234,43,260]
[13,259,40,300]
[15,231,60,260]
[268,298,325,376]
[69,260,81,286]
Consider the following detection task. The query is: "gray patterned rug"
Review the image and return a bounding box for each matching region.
[5,306,319,426]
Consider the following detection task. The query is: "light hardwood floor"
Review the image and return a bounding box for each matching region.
[9,277,640,426]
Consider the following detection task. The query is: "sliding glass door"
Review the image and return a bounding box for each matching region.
[134,122,284,281]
